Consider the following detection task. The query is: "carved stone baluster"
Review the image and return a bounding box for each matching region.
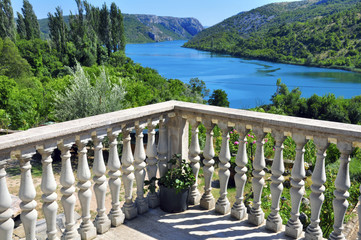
[107,129,125,227]
[266,130,286,232]
[38,146,59,240]
[305,137,329,239]
[121,127,138,220]
[134,122,149,214]
[188,117,201,205]
[146,120,159,208]
[248,126,266,226]
[200,119,216,210]
[215,121,231,215]
[17,151,37,240]
[158,116,168,177]
[329,140,353,240]
[0,154,14,240]
[92,133,111,234]
[58,141,80,239]
[75,137,97,240]
[231,123,249,220]
[285,133,307,239]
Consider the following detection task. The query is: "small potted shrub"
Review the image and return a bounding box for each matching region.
[145,154,195,213]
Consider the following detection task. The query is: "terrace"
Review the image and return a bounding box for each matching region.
[0,100,360,240]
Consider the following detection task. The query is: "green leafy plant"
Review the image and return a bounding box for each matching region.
[145,154,195,194]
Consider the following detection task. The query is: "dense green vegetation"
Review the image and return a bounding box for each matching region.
[0,0,205,130]
[185,0,361,71]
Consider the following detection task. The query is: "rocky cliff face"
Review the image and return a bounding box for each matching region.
[124,14,204,43]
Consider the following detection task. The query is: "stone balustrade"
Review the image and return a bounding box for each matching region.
[0,100,361,240]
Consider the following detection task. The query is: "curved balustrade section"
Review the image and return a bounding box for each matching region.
[0,101,360,240]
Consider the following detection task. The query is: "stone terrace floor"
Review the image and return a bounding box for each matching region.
[97,206,304,240]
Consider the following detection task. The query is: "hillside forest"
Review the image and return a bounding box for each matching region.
[0,0,206,130]
[184,0,361,72]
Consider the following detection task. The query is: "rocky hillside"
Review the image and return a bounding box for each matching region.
[38,14,203,43]
[185,0,361,71]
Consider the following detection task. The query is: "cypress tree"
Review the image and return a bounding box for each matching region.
[16,12,26,39]
[99,3,111,55]
[21,0,40,40]
[48,7,68,60]
[0,0,16,41]
[110,2,125,52]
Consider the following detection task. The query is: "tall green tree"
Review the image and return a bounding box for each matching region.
[0,0,16,41]
[99,3,111,55]
[16,12,26,39]
[48,7,68,61]
[18,0,40,40]
[110,2,125,52]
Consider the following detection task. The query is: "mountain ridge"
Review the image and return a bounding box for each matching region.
[38,14,203,43]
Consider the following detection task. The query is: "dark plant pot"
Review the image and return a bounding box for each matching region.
[159,186,189,213]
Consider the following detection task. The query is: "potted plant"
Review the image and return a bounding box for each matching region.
[145,154,195,213]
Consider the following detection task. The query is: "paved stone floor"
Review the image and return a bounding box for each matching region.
[97,206,305,240]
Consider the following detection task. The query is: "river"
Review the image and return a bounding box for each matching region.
[125,40,361,109]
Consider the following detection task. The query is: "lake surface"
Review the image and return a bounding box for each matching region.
[126,40,361,109]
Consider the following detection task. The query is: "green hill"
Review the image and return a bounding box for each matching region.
[184,0,361,71]
[38,14,203,43]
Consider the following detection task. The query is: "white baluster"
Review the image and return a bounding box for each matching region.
[248,126,266,226]
[329,140,353,240]
[158,116,168,177]
[58,141,80,240]
[121,127,138,220]
[200,119,216,210]
[75,137,97,239]
[215,121,231,215]
[38,146,59,240]
[285,133,307,239]
[188,117,201,205]
[134,122,149,214]
[146,120,159,208]
[266,130,286,232]
[305,137,329,239]
[17,151,37,240]
[0,156,14,240]
[92,133,111,234]
[231,123,249,220]
[107,129,125,226]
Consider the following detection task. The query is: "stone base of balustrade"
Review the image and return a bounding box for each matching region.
[266,215,283,233]
[188,192,201,205]
[109,210,125,227]
[95,217,111,234]
[285,220,303,239]
[200,195,215,210]
[136,198,149,215]
[61,230,81,240]
[123,203,138,220]
[248,208,265,226]
[328,231,346,240]
[79,225,97,240]
[148,193,160,208]
[231,205,247,220]
[215,199,231,215]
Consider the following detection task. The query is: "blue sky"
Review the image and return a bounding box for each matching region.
[12,0,300,26]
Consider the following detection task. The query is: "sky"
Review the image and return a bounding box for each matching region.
[11,0,301,27]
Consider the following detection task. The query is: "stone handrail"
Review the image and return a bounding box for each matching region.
[0,100,360,240]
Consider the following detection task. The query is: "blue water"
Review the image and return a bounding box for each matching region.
[126,40,361,109]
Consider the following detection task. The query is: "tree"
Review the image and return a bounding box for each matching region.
[0,0,16,41]
[16,12,26,39]
[208,89,229,107]
[110,2,125,52]
[19,0,40,40]
[99,3,111,55]
[48,7,68,61]
[188,77,209,98]
[53,63,127,121]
